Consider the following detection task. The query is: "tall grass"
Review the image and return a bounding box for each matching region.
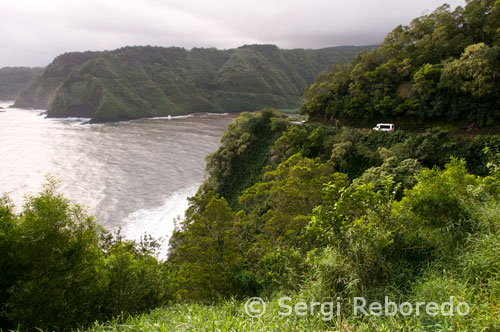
[82,289,500,332]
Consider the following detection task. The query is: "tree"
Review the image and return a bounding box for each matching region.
[172,194,242,300]
[0,181,174,331]
[2,180,104,331]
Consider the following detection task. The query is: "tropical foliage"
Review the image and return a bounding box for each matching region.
[302,0,500,126]
[3,111,500,331]
[163,110,500,331]
[0,179,174,331]
[3,1,500,330]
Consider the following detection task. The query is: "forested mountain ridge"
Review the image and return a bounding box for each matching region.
[13,52,101,110]
[302,0,500,126]
[0,67,43,100]
[13,45,372,122]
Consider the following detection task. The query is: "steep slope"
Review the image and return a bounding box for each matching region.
[14,45,372,122]
[13,52,101,109]
[0,67,43,100]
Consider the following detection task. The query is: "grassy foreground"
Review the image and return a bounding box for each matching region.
[83,300,391,332]
[83,292,500,332]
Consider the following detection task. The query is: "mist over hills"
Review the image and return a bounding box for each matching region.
[0,67,43,100]
[13,45,373,122]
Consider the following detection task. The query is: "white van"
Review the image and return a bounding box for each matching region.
[373,123,395,132]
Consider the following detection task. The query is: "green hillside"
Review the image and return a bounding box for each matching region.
[13,51,102,110]
[0,67,43,100]
[302,0,500,127]
[13,45,371,122]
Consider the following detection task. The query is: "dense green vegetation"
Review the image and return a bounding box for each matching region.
[3,1,500,330]
[13,51,104,110]
[0,67,43,100]
[302,0,500,127]
[0,179,175,331]
[164,109,500,331]
[12,45,370,122]
[76,109,500,331]
[3,113,500,331]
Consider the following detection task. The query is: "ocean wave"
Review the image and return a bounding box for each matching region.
[148,114,193,120]
[47,116,92,122]
[120,184,199,260]
[148,112,231,120]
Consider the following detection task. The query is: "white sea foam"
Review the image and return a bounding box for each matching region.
[0,100,15,108]
[148,112,230,120]
[121,184,199,260]
[47,116,92,122]
[206,112,229,116]
[149,114,193,120]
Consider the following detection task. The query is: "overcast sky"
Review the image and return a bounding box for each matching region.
[0,0,465,67]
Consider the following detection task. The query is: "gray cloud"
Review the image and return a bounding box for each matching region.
[0,0,465,67]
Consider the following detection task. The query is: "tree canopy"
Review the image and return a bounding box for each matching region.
[302,0,500,126]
